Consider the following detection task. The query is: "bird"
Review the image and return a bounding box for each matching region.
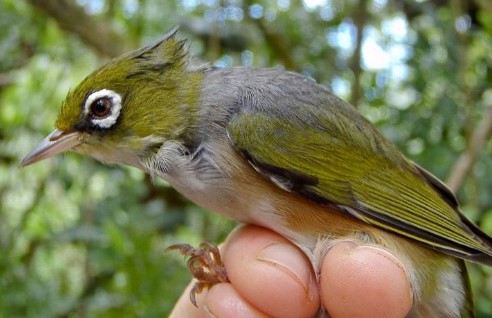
[20,27,492,317]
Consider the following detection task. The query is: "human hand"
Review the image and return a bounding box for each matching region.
[169,225,413,318]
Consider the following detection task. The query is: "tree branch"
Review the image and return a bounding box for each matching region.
[243,0,297,70]
[473,0,492,17]
[253,18,297,70]
[28,0,128,58]
[350,0,368,108]
[447,106,492,192]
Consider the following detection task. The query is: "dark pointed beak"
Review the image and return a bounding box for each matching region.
[20,129,81,167]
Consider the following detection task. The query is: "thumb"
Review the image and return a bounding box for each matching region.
[320,242,413,318]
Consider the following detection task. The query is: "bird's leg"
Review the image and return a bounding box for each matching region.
[165,242,229,306]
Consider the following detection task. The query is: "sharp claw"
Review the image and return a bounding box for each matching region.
[166,242,229,306]
[165,243,194,255]
[190,282,205,307]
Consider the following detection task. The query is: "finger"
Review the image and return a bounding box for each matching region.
[320,242,413,318]
[169,279,206,318]
[222,225,320,318]
[204,283,270,317]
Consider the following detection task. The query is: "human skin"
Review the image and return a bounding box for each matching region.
[170,225,413,318]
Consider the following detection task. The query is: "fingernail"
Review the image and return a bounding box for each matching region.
[256,243,312,295]
[357,246,410,278]
[329,240,357,253]
[203,304,218,318]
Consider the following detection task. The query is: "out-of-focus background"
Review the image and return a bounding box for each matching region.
[1,0,492,316]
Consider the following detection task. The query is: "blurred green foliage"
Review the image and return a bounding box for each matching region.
[1,0,492,316]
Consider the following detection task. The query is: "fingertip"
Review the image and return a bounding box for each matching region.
[320,242,413,318]
[223,225,320,318]
[205,283,269,318]
[169,279,206,318]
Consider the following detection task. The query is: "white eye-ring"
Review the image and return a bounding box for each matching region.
[84,89,122,129]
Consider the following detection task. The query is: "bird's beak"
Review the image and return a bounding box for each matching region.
[20,129,81,167]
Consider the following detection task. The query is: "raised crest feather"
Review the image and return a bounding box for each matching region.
[128,25,185,63]
[123,25,189,79]
[139,25,180,56]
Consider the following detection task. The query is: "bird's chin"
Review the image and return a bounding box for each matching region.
[75,144,145,170]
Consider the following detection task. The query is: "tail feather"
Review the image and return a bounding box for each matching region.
[459,213,492,266]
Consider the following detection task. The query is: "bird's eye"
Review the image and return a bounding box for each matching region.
[83,89,122,129]
[90,98,112,118]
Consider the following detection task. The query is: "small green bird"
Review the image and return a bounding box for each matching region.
[21,27,492,317]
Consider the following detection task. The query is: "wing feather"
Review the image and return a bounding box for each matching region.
[227,92,492,265]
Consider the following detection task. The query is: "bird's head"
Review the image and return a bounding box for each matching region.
[21,27,203,169]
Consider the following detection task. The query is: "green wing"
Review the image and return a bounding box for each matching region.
[227,92,492,265]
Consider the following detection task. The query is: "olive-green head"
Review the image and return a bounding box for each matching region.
[21,27,203,168]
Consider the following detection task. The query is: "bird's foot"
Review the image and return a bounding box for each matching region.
[166,242,229,306]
